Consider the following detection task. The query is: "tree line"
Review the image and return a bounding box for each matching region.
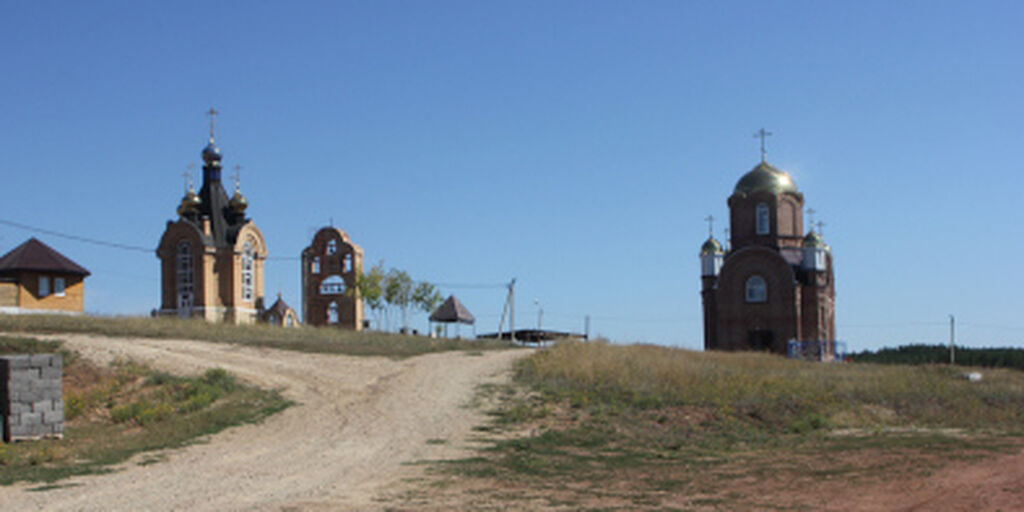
[351,261,443,333]
[850,344,1024,371]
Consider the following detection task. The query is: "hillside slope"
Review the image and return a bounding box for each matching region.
[0,333,524,511]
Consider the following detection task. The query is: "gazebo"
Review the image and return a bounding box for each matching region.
[429,295,475,338]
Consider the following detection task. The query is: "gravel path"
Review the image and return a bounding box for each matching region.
[0,334,525,511]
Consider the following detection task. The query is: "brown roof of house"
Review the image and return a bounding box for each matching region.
[0,238,91,276]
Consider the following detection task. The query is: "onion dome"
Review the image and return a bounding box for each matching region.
[177,190,201,216]
[733,161,798,196]
[700,236,724,255]
[802,230,827,248]
[229,190,248,213]
[201,138,223,166]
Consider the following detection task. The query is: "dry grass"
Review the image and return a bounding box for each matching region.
[0,314,513,359]
[425,340,1024,510]
[519,340,1024,432]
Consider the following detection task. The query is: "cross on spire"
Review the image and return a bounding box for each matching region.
[704,214,715,237]
[806,208,817,232]
[232,164,242,192]
[183,163,196,194]
[206,107,219,142]
[816,221,826,237]
[754,128,772,162]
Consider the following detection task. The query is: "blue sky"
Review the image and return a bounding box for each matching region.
[2,1,1021,351]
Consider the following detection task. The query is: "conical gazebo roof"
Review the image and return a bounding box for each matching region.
[429,295,475,324]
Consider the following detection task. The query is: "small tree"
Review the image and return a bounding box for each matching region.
[413,281,443,317]
[353,260,385,330]
[383,268,414,332]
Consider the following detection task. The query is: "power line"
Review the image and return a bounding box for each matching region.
[0,218,153,253]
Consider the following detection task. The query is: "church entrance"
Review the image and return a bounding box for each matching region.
[748,330,774,351]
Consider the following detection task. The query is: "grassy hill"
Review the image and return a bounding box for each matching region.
[429,340,1024,509]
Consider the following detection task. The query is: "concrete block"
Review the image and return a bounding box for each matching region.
[29,354,53,367]
[32,400,53,413]
[11,369,41,382]
[0,356,32,370]
[15,390,44,403]
[50,353,62,368]
[41,367,63,380]
[21,412,42,426]
[43,409,64,424]
[10,402,31,414]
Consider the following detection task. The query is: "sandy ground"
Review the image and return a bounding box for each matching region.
[0,334,525,511]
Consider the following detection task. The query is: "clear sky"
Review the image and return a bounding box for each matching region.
[2,1,1022,351]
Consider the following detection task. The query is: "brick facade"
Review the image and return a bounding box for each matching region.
[156,133,268,324]
[301,227,363,329]
[701,161,836,355]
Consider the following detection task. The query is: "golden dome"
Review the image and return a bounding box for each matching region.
[229,190,248,213]
[802,230,827,248]
[733,161,798,196]
[177,191,201,216]
[700,236,723,255]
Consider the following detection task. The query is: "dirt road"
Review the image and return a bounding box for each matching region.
[0,334,525,511]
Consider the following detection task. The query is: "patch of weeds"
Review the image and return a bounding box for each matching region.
[0,354,291,486]
[426,438,448,445]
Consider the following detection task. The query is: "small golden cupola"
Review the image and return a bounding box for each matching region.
[229,164,248,214]
[177,166,202,216]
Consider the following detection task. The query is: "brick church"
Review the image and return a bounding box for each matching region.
[699,143,836,356]
[156,112,268,323]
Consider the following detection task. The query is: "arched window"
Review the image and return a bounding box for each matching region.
[328,302,339,324]
[176,241,194,316]
[327,239,337,255]
[343,253,352,273]
[311,256,321,274]
[745,275,767,303]
[756,203,770,235]
[285,314,294,327]
[320,275,345,295]
[242,241,254,302]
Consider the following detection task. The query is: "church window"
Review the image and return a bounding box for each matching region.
[242,241,254,302]
[38,276,50,297]
[327,239,337,255]
[54,277,66,297]
[320,275,345,295]
[312,257,320,274]
[328,302,339,324]
[343,254,352,273]
[756,203,770,235]
[285,314,294,327]
[745,275,767,303]
[176,241,194,315]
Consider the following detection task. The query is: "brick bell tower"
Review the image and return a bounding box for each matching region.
[700,130,836,355]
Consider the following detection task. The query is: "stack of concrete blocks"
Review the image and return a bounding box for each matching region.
[1,354,64,442]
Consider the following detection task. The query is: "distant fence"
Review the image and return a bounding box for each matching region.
[787,340,847,362]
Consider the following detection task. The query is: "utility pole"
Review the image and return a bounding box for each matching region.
[949,314,956,365]
[509,278,516,344]
[584,315,590,341]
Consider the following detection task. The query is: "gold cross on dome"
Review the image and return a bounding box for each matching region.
[806,208,817,230]
[754,128,772,162]
[206,107,219,141]
[816,221,826,237]
[704,214,715,237]
[183,163,196,193]
[232,164,242,192]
